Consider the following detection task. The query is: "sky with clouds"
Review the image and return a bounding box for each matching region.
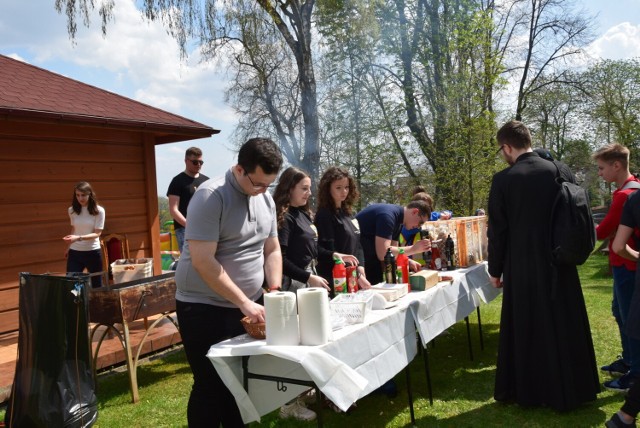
[1,0,639,195]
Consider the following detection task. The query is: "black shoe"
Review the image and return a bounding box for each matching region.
[604,373,638,393]
[602,357,631,377]
[605,413,636,428]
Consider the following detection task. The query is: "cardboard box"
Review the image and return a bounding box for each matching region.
[409,270,439,291]
[422,215,488,268]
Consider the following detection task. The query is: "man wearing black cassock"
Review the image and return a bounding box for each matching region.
[488,120,600,411]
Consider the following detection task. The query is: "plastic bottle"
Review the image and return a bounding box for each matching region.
[420,229,432,270]
[445,234,455,270]
[383,248,397,284]
[333,258,347,293]
[396,248,410,288]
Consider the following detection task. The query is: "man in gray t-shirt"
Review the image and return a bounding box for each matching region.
[175,138,283,427]
[176,167,278,307]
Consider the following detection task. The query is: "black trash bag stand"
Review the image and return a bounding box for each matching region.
[5,273,98,428]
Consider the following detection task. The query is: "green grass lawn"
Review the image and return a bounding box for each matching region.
[0,251,628,427]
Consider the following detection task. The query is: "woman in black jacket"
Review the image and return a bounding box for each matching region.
[273,166,358,292]
[315,167,371,295]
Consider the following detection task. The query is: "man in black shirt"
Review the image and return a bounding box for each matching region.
[166,147,209,252]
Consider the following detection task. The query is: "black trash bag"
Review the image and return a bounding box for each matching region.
[4,273,98,428]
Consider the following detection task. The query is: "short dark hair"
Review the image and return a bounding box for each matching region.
[185,147,202,158]
[406,199,432,218]
[496,120,532,150]
[238,138,283,175]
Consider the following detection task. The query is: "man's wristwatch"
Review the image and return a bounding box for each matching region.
[78,235,83,241]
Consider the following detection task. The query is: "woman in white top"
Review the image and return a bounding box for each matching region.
[63,182,106,287]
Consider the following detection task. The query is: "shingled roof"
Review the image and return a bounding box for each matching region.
[0,54,219,143]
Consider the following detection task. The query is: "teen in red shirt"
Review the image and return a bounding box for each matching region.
[594,143,640,392]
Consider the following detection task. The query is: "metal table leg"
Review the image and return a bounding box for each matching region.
[477,306,485,350]
[406,366,416,425]
[422,344,434,405]
[464,316,474,361]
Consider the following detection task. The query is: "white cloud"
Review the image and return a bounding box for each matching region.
[5,52,25,62]
[587,22,640,60]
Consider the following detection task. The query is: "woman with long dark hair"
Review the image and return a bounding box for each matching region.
[273,166,358,293]
[315,166,371,294]
[63,181,105,287]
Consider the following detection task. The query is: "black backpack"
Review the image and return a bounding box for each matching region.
[549,162,596,266]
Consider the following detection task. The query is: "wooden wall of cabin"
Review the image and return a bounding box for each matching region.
[0,120,162,335]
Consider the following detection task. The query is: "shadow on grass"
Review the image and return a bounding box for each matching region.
[410,322,501,402]
[95,347,191,403]
[581,254,612,280]
[428,393,619,428]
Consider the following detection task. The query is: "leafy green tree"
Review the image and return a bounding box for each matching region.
[582,59,640,163]
[317,0,420,206]
[521,73,587,160]
[370,0,500,212]
[158,197,172,232]
[316,0,377,191]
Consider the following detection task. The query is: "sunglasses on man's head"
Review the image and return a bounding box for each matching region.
[188,159,204,166]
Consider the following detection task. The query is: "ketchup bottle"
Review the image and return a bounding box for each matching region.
[396,248,410,290]
[332,258,347,293]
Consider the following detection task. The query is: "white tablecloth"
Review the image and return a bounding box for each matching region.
[206,262,499,424]
[406,263,500,345]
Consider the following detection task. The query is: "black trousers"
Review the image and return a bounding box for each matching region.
[66,249,103,288]
[622,378,640,417]
[176,298,261,427]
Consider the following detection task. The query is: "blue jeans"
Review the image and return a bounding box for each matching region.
[175,227,185,253]
[612,266,640,377]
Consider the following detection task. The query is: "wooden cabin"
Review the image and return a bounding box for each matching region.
[0,55,218,335]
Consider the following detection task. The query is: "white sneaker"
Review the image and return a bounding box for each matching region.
[279,398,317,421]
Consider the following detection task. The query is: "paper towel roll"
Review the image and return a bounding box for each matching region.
[264,291,299,346]
[297,288,331,346]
